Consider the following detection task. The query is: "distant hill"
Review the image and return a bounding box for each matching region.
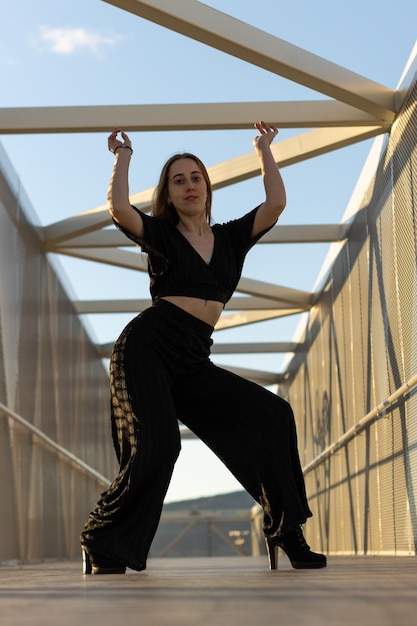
[151,491,259,558]
[163,490,256,512]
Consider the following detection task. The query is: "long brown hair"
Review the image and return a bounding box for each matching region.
[152,153,212,225]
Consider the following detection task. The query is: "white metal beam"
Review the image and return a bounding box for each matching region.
[260,223,349,243]
[91,307,307,344]
[214,309,305,331]
[207,126,386,190]
[42,199,150,245]
[53,247,148,271]
[236,277,312,306]
[102,0,396,119]
[0,101,386,135]
[73,285,308,315]
[211,342,299,354]
[55,223,348,248]
[42,208,113,246]
[75,299,151,314]
[74,293,312,314]
[97,341,299,359]
[70,271,311,307]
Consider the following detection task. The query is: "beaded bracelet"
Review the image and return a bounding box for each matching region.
[114,145,133,155]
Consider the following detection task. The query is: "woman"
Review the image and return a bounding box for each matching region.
[80,121,326,574]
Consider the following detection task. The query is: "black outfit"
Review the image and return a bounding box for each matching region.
[81,205,312,571]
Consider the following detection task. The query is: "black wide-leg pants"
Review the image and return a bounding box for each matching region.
[81,300,312,571]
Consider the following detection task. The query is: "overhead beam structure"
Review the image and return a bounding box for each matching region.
[0,101,388,135]
[1,0,400,385]
[103,0,396,120]
[42,126,378,248]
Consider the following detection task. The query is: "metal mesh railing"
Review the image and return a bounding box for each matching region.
[278,81,417,556]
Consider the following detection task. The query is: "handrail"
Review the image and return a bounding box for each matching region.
[2,372,416,487]
[0,402,111,487]
[303,373,417,474]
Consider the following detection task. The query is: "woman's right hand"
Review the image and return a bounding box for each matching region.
[108,129,132,154]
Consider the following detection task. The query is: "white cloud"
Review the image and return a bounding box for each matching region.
[37,26,122,55]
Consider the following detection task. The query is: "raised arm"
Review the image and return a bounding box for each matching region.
[251,121,286,238]
[107,129,144,239]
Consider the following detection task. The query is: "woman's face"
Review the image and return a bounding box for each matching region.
[166,158,208,219]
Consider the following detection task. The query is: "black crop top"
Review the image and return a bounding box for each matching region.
[113,204,274,305]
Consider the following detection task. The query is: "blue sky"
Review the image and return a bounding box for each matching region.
[1,0,416,502]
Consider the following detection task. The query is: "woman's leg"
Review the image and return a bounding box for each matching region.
[81,317,181,571]
[172,361,312,539]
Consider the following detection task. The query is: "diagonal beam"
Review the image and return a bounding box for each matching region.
[0,100,385,135]
[207,126,386,189]
[236,277,312,306]
[102,0,396,119]
[42,126,383,245]
[42,197,152,245]
[41,208,112,246]
[51,247,148,271]
[215,309,305,331]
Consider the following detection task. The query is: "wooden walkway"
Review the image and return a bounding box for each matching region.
[1,555,416,626]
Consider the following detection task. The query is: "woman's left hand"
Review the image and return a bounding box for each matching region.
[108,129,132,154]
[252,121,278,151]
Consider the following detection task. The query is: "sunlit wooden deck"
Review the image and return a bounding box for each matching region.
[1,555,416,626]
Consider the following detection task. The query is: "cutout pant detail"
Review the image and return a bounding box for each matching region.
[81,299,312,571]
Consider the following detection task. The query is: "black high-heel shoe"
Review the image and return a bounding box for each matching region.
[82,546,126,575]
[265,526,327,570]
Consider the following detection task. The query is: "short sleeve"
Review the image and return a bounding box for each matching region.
[218,204,274,257]
[111,206,159,252]
[112,205,169,277]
